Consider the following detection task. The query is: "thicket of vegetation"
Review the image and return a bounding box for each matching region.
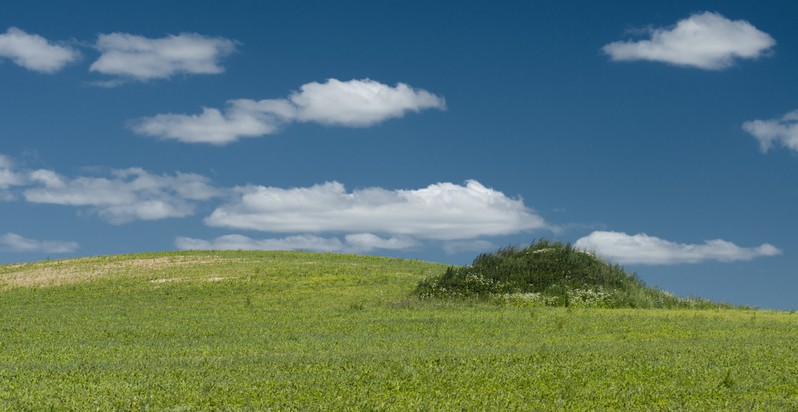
[416,239,733,308]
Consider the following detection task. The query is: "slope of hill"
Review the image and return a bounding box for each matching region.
[0,251,795,409]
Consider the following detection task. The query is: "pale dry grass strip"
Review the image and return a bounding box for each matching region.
[205,277,227,282]
[0,255,244,288]
[149,278,186,284]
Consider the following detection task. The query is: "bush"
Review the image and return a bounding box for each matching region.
[415,239,730,309]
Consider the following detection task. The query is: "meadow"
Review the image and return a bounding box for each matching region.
[1,251,796,410]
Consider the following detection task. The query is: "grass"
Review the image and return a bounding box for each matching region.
[1,250,797,410]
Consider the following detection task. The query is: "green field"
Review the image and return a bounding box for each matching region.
[1,251,796,410]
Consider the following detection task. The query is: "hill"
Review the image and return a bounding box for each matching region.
[0,251,795,409]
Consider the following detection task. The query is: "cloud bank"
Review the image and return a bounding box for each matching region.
[0,233,78,253]
[742,110,798,152]
[575,231,781,265]
[205,180,545,240]
[90,32,236,82]
[2,154,543,255]
[0,27,79,73]
[175,233,418,253]
[602,12,775,70]
[24,167,221,223]
[132,78,446,144]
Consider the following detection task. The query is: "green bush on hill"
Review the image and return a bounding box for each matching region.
[415,239,731,309]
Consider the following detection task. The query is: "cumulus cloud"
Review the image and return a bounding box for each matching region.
[175,234,345,253]
[343,233,419,251]
[175,233,417,253]
[287,78,446,126]
[742,110,798,152]
[0,233,78,253]
[24,167,221,223]
[90,32,236,82]
[132,78,445,145]
[602,12,775,70]
[0,155,25,189]
[575,231,781,265]
[0,154,27,200]
[0,27,79,73]
[131,99,290,145]
[205,180,545,240]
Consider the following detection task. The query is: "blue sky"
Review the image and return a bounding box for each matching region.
[1,1,797,310]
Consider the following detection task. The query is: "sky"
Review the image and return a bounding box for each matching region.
[1,0,797,310]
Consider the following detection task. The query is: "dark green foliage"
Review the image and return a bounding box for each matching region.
[415,239,732,309]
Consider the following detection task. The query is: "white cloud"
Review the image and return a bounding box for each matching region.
[131,100,289,145]
[742,110,798,152]
[132,78,445,144]
[0,233,78,253]
[0,154,27,200]
[175,233,416,253]
[205,180,545,240]
[0,27,79,73]
[0,155,25,189]
[24,167,221,223]
[575,231,781,265]
[602,12,775,70]
[343,233,419,251]
[90,32,236,81]
[288,78,446,126]
[175,234,345,253]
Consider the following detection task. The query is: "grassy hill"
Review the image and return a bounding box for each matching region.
[1,251,796,410]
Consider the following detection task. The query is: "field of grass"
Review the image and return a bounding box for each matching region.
[1,251,796,410]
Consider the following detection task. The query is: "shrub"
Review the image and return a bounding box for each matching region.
[415,239,730,309]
